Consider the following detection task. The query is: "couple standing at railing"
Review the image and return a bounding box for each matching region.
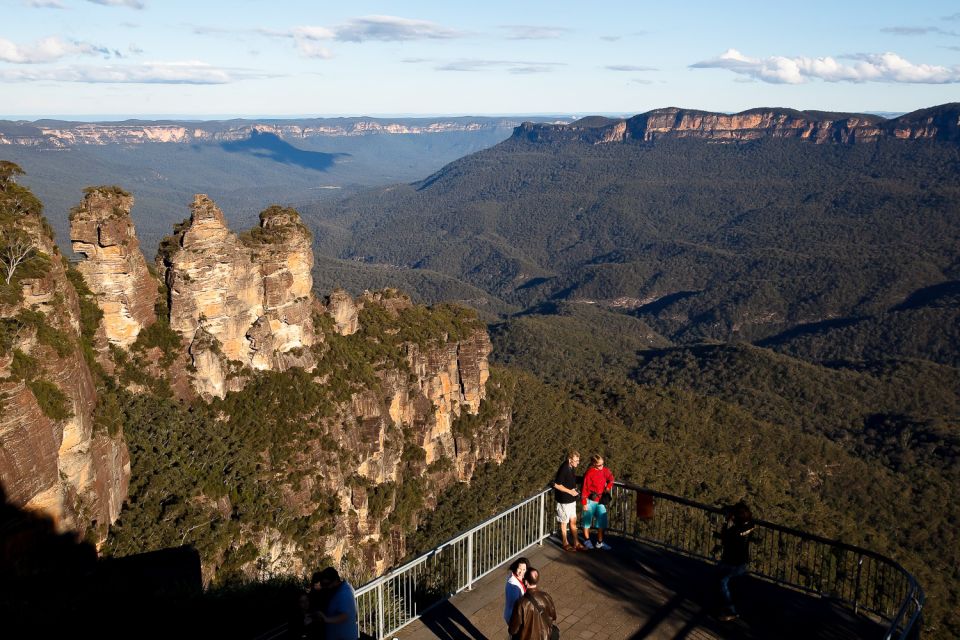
[552,450,614,552]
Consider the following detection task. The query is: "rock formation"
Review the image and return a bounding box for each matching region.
[69,186,157,348]
[327,289,359,336]
[1,174,129,543]
[512,103,960,145]
[156,195,316,398]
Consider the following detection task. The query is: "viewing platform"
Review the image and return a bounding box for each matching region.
[350,484,922,640]
[393,536,885,640]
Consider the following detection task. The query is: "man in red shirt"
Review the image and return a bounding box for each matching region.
[581,454,614,550]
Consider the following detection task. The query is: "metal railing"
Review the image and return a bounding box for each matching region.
[606,483,924,640]
[354,489,552,639]
[263,482,922,640]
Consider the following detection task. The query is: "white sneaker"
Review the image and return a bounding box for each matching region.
[597,542,612,551]
[583,540,595,550]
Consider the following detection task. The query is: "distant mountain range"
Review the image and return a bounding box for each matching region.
[0,116,568,257]
[0,116,568,148]
[303,103,960,354]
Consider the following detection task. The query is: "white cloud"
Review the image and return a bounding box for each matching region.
[333,15,462,42]
[437,59,564,73]
[0,36,118,64]
[606,65,657,72]
[0,61,274,84]
[499,25,570,40]
[881,26,957,36]
[691,49,960,84]
[26,0,66,8]
[291,26,336,40]
[86,0,144,8]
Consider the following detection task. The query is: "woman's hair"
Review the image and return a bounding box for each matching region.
[509,557,530,576]
[590,454,604,466]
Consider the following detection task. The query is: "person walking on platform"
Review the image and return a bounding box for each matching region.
[581,454,614,550]
[552,450,584,552]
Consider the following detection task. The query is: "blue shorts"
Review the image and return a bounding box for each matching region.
[582,500,608,529]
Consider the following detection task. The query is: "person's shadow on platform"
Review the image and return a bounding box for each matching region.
[418,600,488,640]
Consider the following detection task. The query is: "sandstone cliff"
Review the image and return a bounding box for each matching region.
[246,293,506,580]
[0,167,129,543]
[69,186,157,348]
[512,103,960,145]
[156,196,316,398]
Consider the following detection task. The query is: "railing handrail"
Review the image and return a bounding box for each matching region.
[339,483,923,639]
[354,489,551,598]
[615,481,921,575]
[609,482,924,640]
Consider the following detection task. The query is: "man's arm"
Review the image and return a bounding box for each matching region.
[322,612,349,625]
[544,594,557,622]
[551,481,577,496]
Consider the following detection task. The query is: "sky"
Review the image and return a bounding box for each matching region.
[1,0,959,119]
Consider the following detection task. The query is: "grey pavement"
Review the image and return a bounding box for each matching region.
[392,536,883,640]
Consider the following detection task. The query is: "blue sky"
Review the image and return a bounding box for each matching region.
[2,0,959,118]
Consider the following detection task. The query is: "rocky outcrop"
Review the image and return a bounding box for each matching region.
[291,324,505,577]
[156,196,316,398]
[512,103,960,145]
[0,180,129,543]
[69,187,157,348]
[327,289,359,336]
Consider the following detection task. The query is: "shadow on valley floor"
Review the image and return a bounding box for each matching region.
[892,280,960,311]
[220,131,348,171]
[754,316,867,347]
[0,483,301,638]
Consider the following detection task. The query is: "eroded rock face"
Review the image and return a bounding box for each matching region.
[327,289,359,336]
[512,104,960,145]
[156,196,316,398]
[297,327,506,576]
[0,207,130,542]
[70,187,157,347]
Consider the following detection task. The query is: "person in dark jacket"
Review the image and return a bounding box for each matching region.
[714,501,756,621]
[508,568,557,640]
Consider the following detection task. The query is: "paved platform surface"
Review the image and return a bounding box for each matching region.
[393,536,884,640]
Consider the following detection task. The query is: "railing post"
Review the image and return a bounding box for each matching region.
[854,554,864,615]
[466,530,474,591]
[376,582,385,640]
[538,492,545,545]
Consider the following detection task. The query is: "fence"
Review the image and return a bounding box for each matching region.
[265,482,922,640]
[606,483,924,640]
[354,489,552,639]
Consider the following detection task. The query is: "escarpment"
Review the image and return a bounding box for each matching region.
[156,195,316,398]
[69,186,157,348]
[1,167,129,544]
[512,103,960,145]
[5,177,507,585]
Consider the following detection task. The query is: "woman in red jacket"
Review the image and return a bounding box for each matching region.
[581,454,614,550]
